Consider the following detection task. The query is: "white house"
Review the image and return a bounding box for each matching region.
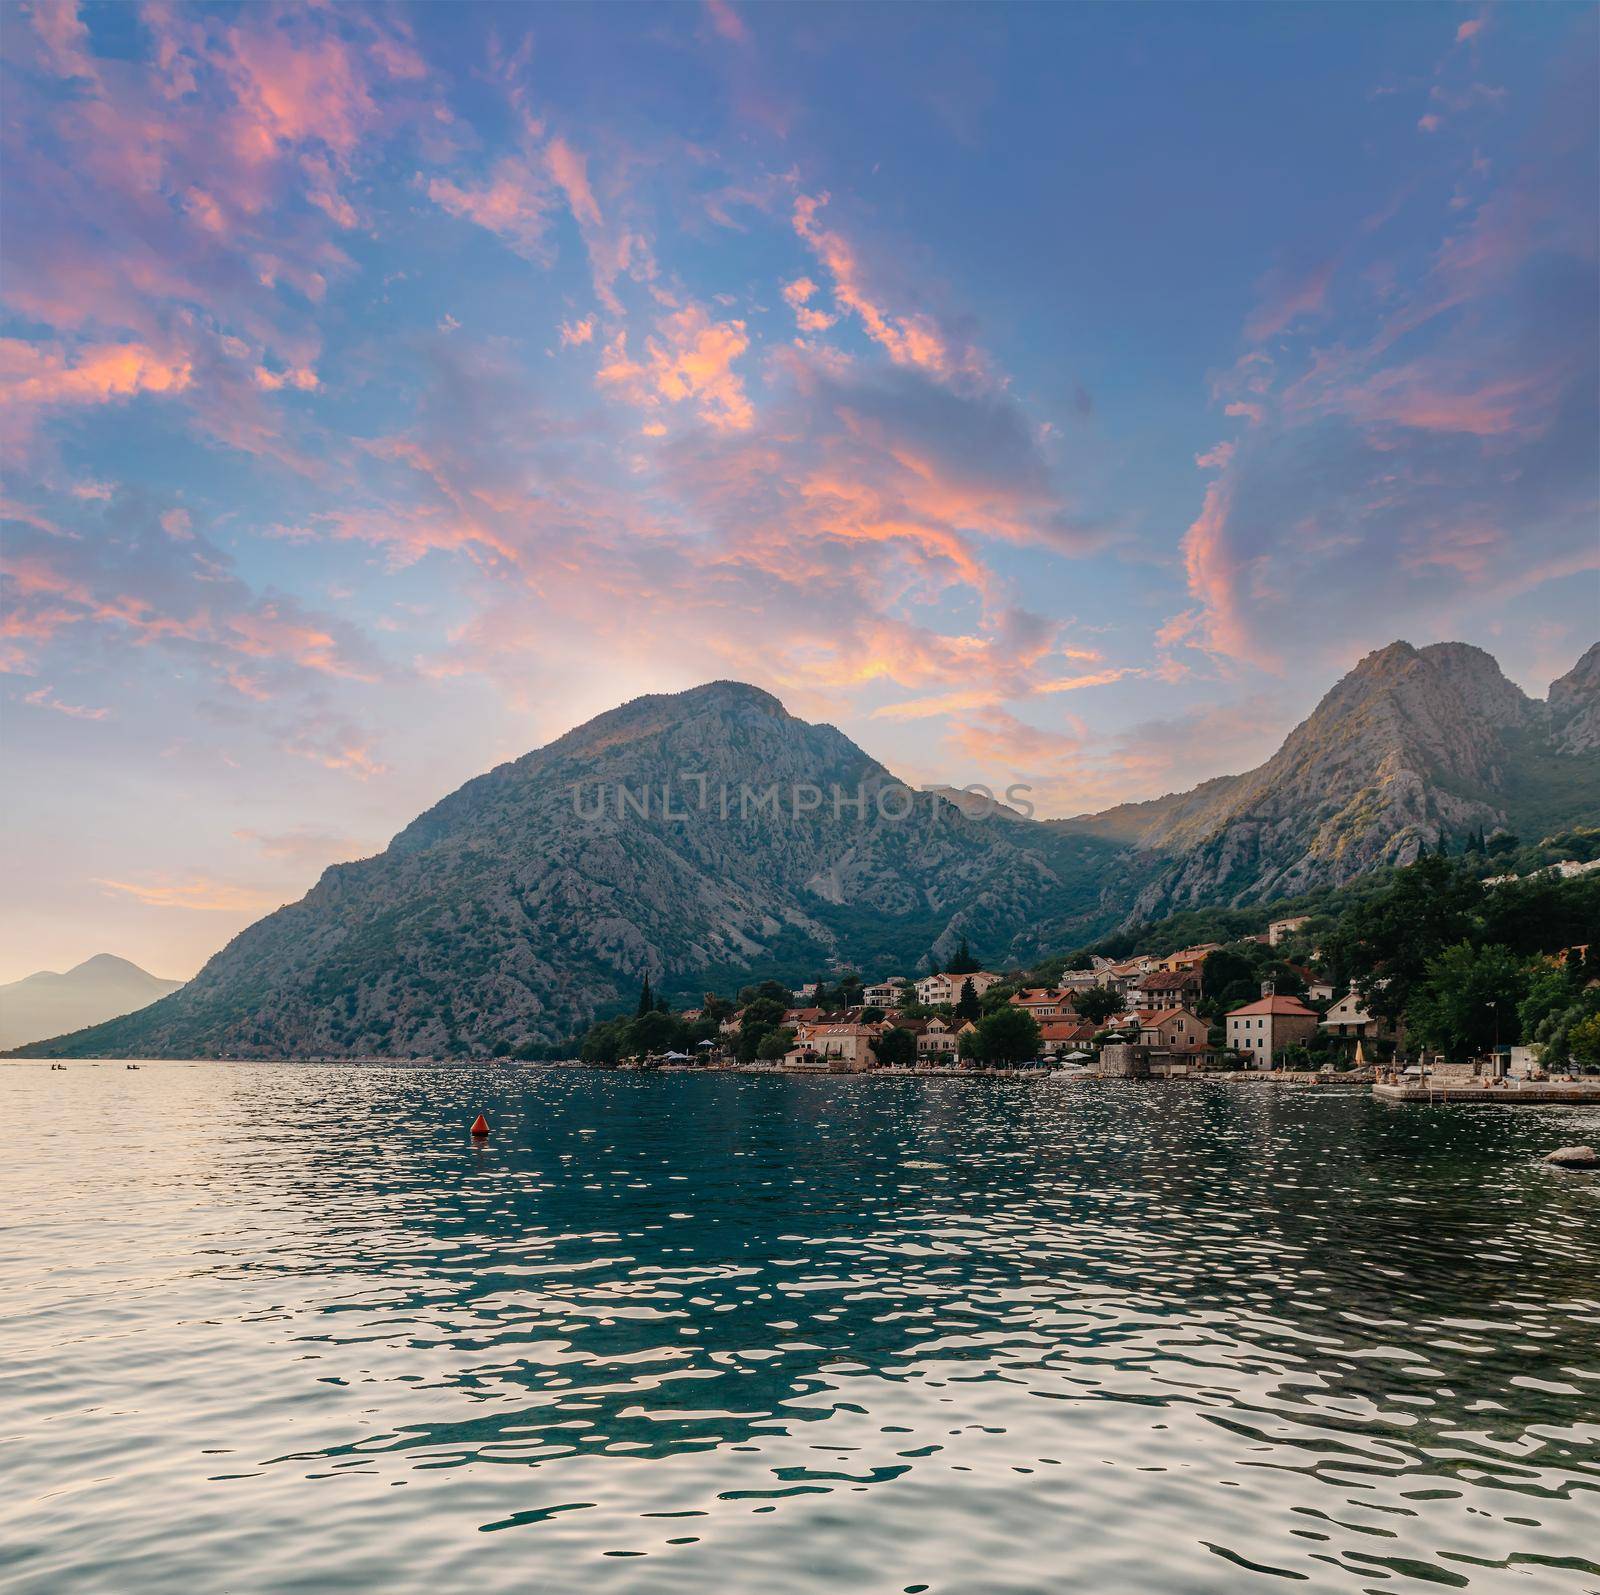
[914,971,1002,1007]
[863,980,909,1009]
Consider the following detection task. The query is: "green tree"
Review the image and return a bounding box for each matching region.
[579,1016,630,1065]
[1517,960,1579,1043]
[1568,1013,1600,1070]
[700,993,735,1024]
[755,1025,796,1062]
[1536,988,1600,1070]
[873,1026,917,1069]
[967,1007,1042,1066]
[1406,941,1529,1058]
[1074,985,1122,1026]
[1321,855,1482,1024]
[954,977,982,1023]
[738,980,792,1006]
[946,937,980,975]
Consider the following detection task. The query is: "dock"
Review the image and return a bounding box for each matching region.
[1373,1080,1600,1105]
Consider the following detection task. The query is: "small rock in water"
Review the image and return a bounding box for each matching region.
[1543,1144,1598,1168]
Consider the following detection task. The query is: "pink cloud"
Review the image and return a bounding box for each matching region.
[559,316,596,347]
[793,194,960,379]
[1244,258,1335,343]
[22,684,108,720]
[704,0,750,45]
[596,305,754,431]
[93,873,284,912]
[427,158,553,261]
[253,364,319,392]
[1,338,191,412]
[544,136,601,231]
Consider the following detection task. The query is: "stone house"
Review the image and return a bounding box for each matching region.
[1127,969,1200,1011]
[1226,984,1320,1068]
[1137,1007,1210,1055]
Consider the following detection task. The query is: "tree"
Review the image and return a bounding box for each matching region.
[1406,941,1530,1058]
[701,993,735,1024]
[873,1026,917,1069]
[967,1007,1042,1066]
[1320,855,1482,1024]
[738,979,792,1006]
[755,1026,796,1062]
[636,975,654,1017]
[1517,960,1580,1043]
[1568,1013,1600,1070]
[1480,875,1598,958]
[579,1016,629,1065]
[627,1008,681,1056]
[954,977,982,1023]
[946,937,980,975]
[731,996,789,1060]
[1074,985,1122,1026]
[1537,990,1600,1070]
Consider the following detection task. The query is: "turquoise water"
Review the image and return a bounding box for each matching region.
[3,1064,1598,1594]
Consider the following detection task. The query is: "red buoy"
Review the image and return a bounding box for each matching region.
[470,1113,489,1137]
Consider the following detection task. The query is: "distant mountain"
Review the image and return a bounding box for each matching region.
[1064,640,1600,918]
[0,954,183,1051]
[15,640,1597,1060]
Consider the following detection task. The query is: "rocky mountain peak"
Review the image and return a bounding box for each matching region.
[1549,641,1600,753]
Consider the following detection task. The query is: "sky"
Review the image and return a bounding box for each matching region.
[2,0,1597,984]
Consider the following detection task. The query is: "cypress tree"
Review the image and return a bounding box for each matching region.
[637,975,653,1017]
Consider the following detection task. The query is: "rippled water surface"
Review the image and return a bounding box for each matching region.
[3,1064,1598,1593]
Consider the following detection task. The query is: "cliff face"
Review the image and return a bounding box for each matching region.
[1550,642,1600,753]
[20,640,1598,1058]
[1072,640,1600,917]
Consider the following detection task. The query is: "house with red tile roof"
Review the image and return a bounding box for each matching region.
[1127,969,1200,1010]
[1226,984,1319,1068]
[1011,987,1079,1019]
[1137,1007,1210,1057]
[1038,1019,1098,1057]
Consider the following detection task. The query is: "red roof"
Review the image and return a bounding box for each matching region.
[1139,1007,1200,1028]
[1228,994,1317,1018]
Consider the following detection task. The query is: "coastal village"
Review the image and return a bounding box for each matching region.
[593,849,1600,1099]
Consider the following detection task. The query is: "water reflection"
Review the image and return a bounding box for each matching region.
[3,1065,1598,1592]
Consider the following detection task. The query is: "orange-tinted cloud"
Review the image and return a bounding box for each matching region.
[93,873,285,912]
[427,158,553,261]
[22,684,108,720]
[793,194,960,379]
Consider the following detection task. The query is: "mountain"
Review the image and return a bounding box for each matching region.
[1549,642,1600,754]
[1065,640,1600,918]
[19,682,1125,1058]
[0,954,183,1051]
[15,640,1597,1060]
